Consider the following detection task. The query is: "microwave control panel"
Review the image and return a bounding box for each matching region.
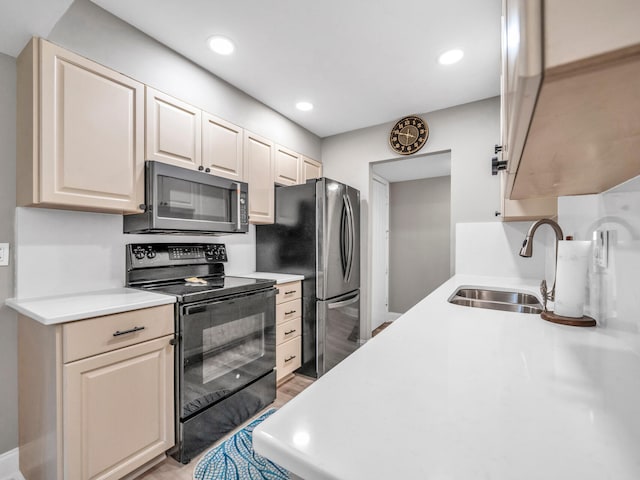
[240,192,248,224]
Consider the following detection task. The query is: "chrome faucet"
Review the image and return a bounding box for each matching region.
[519,219,564,310]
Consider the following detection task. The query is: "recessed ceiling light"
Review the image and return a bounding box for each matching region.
[296,101,314,112]
[207,35,235,55]
[438,49,464,65]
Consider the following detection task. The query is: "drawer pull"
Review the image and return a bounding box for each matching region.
[284,290,296,295]
[284,329,297,335]
[284,355,296,363]
[285,310,296,315]
[113,326,146,337]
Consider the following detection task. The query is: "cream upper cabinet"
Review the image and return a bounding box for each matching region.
[17,38,145,214]
[145,87,202,170]
[300,156,322,182]
[502,0,640,201]
[202,112,244,181]
[274,145,301,186]
[243,131,275,224]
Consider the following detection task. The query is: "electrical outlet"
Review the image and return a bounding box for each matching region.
[0,243,8,266]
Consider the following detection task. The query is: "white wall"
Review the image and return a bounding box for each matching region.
[557,175,640,355]
[48,0,321,159]
[0,53,18,456]
[322,97,500,337]
[389,176,451,313]
[14,208,257,299]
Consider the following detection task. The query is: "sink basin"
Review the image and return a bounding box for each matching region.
[448,287,543,314]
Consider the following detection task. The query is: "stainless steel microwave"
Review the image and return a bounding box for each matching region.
[124,161,249,235]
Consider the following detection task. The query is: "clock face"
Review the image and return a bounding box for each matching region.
[389,116,429,155]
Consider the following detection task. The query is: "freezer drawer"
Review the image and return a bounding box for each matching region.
[317,290,360,377]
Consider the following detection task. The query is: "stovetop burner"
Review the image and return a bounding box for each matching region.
[125,243,275,303]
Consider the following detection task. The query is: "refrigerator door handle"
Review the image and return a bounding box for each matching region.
[344,193,355,283]
[328,292,360,309]
[340,195,349,280]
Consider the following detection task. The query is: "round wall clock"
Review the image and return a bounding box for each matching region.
[389,115,429,155]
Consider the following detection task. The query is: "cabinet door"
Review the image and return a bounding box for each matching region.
[145,87,202,169]
[274,145,300,186]
[39,40,144,213]
[502,0,543,179]
[243,131,275,224]
[300,156,322,182]
[63,335,174,480]
[499,171,556,221]
[202,113,243,181]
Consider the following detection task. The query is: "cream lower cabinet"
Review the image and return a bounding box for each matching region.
[17,38,145,214]
[300,156,322,182]
[244,131,275,224]
[18,305,175,480]
[275,281,302,383]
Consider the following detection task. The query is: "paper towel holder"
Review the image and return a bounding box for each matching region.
[540,311,596,327]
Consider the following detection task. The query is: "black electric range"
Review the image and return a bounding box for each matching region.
[125,243,277,464]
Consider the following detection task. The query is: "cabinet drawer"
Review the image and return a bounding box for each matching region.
[276,336,301,380]
[276,317,301,345]
[276,299,301,325]
[276,281,301,303]
[62,305,174,363]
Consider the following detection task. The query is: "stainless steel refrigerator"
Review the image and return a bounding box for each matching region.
[256,178,360,378]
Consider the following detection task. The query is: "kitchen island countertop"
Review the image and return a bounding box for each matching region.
[6,288,176,325]
[253,274,640,479]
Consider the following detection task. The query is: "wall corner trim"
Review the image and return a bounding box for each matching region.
[0,448,25,480]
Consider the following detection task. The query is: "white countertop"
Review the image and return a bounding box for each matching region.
[239,272,304,284]
[253,274,640,480]
[6,288,176,325]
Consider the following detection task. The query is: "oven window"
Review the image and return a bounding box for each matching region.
[180,290,276,418]
[157,175,231,222]
[201,314,264,384]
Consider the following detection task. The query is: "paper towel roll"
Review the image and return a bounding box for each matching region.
[554,240,591,318]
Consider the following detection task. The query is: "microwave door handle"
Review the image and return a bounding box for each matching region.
[233,182,241,231]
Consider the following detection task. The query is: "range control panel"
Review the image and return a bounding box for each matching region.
[128,243,228,267]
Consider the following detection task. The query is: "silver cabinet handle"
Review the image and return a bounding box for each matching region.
[285,310,296,315]
[284,355,296,363]
[284,290,296,295]
[113,326,145,337]
[284,329,296,335]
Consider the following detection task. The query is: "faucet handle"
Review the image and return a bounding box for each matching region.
[540,280,549,312]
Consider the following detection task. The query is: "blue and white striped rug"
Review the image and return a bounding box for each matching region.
[193,409,289,480]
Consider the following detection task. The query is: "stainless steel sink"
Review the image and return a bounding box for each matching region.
[448,287,543,314]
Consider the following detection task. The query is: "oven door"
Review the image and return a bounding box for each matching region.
[148,160,248,233]
[179,288,275,419]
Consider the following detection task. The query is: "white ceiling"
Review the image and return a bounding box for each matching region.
[372,151,451,183]
[90,0,502,138]
[0,0,74,57]
[1,0,501,138]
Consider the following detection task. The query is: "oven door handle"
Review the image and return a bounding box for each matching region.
[183,288,275,315]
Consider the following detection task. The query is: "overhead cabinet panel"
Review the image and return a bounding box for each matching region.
[145,87,202,169]
[202,113,244,181]
[33,39,145,213]
[243,131,275,224]
[274,145,300,186]
[300,156,322,182]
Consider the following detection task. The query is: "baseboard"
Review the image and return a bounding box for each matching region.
[386,312,402,322]
[0,448,25,480]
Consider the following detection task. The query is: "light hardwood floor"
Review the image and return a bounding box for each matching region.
[135,374,314,480]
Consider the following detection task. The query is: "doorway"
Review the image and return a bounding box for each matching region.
[369,151,452,328]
